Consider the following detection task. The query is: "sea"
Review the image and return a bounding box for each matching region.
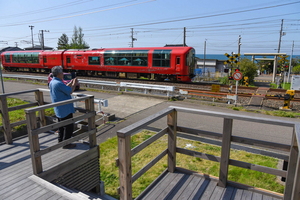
[196,54,300,61]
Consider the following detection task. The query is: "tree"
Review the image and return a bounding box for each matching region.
[69,26,89,49]
[239,58,258,83]
[57,33,69,49]
[292,64,300,74]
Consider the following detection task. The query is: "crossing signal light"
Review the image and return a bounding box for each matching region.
[235,68,239,72]
[224,68,229,73]
[229,76,233,80]
[285,65,288,68]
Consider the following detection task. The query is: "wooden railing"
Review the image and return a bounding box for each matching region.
[0,89,43,144]
[24,94,96,176]
[117,106,300,200]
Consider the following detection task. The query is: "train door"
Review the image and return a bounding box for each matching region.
[43,56,47,68]
[66,56,71,69]
[176,56,181,72]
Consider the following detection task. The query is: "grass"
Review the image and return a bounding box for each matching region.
[100,130,284,199]
[228,105,300,118]
[0,98,55,131]
[270,83,291,90]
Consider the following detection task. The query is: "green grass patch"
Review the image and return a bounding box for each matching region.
[100,130,284,199]
[270,83,291,90]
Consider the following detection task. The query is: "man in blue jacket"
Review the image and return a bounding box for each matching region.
[49,66,78,149]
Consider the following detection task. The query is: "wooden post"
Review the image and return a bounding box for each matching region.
[35,91,46,126]
[118,134,132,200]
[0,96,12,144]
[291,152,300,200]
[26,112,42,174]
[85,96,96,148]
[284,127,298,200]
[167,110,177,173]
[218,118,233,188]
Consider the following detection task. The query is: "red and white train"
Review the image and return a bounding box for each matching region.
[1,46,195,82]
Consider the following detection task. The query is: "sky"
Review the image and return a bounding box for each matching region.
[0,0,299,55]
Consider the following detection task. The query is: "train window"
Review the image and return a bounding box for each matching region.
[5,54,11,63]
[19,54,25,63]
[25,53,33,63]
[43,56,47,63]
[104,50,149,66]
[152,50,171,67]
[67,57,71,63]
[32,53,39,64]
[12,53,18,63]
[88,56,100,65]
[177,57,180,65]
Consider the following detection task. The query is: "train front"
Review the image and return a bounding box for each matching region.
[185,48,195,82]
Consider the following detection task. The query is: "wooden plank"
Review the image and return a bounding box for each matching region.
[38,146,98,182]
[177,147,221,163]
[31,111,96,136]
[34,128,96,157]
[261,195,272,200]
[0,96,12,144]
[168,110,177,173]
[209,185,225,200]
[35,91,46,126]
[177,126,291,152]
[219,118,233,188]
[177,126,223,140]
[26,111,43,175]
[178,176,204,200]
[132,149,167,183]
[219,186,235,200]
[251,192,262,200]
[35,190,56,200]
[131,127,168,157]
[5,183,39,200]
[163,173,191,200]
[85,97,96,148]
[231,136,290,152]
[231,188,243,200]
[24,95,92,113]
[199,180,218,200]
[291,151,300,200]
[7,102,38,112]
[155,173,186,200]
[241,190,252,200]
[188,178,210,200]
[118,135,132,200]
[229,159,287,177]
[135,169,168,200]
[15,185,45,200]
[170,106,295,127]
[0,89,38,97]
[177,132,289,160]
[0,178,33,199]
[117,107,174,138]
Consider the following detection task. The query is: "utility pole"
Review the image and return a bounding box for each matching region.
[29,25,34,49]
[277,19,284,53]
[15,42,18,47]
[130,28,137,48]
[39,30,49,50]
[274,19,284,82]
[287,41,294,83]
[183,27,186,46]
[238,35,241,69]
[203,39,206,77]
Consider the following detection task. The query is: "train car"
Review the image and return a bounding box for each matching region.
[1,46,195,82]
[62,46,195,82]
[1,50,63,72]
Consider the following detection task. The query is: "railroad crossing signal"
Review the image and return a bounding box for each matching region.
[278,55,289,63]
[224,53,240,65]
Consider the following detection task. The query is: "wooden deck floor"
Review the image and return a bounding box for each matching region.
[139,171,283,200]
[0,133,108,200]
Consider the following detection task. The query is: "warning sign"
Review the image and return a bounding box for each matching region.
[233,71,242,81]
[211,84,220,92]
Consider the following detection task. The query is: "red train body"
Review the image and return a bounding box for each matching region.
[1,46,195,82]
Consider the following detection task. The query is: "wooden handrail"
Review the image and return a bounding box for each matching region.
[7,102,39,112]
[0,89,39,97]
[117,106,298,200]
[25,95,93,113]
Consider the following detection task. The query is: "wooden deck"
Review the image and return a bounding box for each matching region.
[0,133,111,200]
[138,171,282,200]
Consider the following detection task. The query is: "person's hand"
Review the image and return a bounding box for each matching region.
[73,78,78,85]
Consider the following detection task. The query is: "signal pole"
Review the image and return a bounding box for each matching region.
[130,28,137,48]
[29,25,34,49]
[238,35,241,69]
[287,41,294,83]
[15,42,18,47]
[39,30,49,50]
[183,27,186,46]
[203,39,206,77]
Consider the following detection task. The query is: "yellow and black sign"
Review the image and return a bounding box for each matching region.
[211,84,220,93]
[278,55,289,63]
[224,53,240,65]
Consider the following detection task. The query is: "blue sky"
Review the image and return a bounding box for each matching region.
[0,0,299,55]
